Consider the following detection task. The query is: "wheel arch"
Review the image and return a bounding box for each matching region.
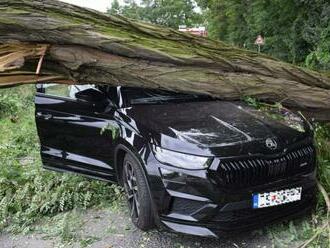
[114,142,148,186]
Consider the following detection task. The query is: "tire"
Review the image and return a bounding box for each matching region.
[122,153,155,230]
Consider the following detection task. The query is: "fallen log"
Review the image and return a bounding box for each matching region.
[0,0,329,120]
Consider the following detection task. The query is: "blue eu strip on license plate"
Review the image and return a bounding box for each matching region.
[252,187,302,209]
[253,194,259,209]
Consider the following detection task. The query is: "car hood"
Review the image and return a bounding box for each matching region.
[119,101,310,157]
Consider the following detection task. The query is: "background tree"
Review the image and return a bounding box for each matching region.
[107,0,204,29]
[107,0,121,15]
[197,0,330,71]
[107,0,142,20]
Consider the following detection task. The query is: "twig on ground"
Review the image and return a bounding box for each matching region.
[297,222,329,248]
[317,180,330,213]
[296,180,330,248]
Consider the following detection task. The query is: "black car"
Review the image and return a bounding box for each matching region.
[35,84,316,238]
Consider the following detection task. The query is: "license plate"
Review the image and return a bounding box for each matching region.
[252,187,302,209]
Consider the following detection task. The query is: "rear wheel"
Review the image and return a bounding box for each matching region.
[122,153,154,230]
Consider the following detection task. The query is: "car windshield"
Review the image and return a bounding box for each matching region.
[120,87,214,105]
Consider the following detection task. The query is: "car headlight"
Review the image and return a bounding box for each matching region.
[153,146,211,170]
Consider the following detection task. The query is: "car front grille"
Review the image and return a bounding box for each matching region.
[217,145,315,187]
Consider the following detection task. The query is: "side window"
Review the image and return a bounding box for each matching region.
[42,84,95,99]
[68,84,95,98]
[43,84,71,98]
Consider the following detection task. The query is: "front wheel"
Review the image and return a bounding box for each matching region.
[122,153,155,230]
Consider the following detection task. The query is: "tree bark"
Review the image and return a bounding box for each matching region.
[0,0,329,120]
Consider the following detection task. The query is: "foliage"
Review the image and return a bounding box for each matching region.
[0,87,27,118]
[267,214,329,248]
[314,123,330,195]
[197,0,330,71]
[107,0,204,29]
[0,86,123,234]
[305,25,330,71]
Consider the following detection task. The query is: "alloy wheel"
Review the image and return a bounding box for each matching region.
[123,161,140,219]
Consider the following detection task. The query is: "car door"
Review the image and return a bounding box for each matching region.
[35,83,118,182]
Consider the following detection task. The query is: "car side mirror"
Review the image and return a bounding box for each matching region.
[75,88,108,108]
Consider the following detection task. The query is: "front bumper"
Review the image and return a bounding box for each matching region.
[145,152,316,238]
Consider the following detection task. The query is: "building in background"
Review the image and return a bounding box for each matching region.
[178,25,207,37]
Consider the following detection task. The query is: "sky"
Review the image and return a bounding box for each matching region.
[60,0,119,12]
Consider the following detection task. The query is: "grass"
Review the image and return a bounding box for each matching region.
[0,86,329,247]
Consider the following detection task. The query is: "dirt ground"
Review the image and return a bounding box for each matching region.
[0,206,273,248]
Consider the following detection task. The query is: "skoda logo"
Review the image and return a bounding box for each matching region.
[265,138,277,150]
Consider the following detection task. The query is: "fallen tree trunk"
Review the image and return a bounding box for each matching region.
[0,0,329,120]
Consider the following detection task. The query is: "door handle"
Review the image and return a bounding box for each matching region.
[36,112,53,120]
